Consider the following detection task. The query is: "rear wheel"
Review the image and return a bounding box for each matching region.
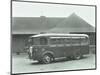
[73,52,82,60]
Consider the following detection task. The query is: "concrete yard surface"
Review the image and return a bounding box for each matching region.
[12,53,96,74]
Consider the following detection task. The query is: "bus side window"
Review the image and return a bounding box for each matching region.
[61,39,65,44]
[50,39,57,44]
[50,38,64,45]
[56,39,64,44]
[56,39,60,44]
[40,38,48,45]
[65,38,71,44]
[81,37,88,45]
[71,37,80,45]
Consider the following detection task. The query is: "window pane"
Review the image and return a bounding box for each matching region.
[40,38,48,45]
[33,38,39,45]
[71,37,80,45]
[81,37,88,45]
[50,39,57,44]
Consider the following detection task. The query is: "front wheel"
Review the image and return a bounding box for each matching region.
[42,54,53,64]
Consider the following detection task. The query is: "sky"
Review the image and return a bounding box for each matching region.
[12,1,96,27]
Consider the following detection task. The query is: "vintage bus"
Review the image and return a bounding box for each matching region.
[27,33,89,64]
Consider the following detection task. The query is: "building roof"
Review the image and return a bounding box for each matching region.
[12,13,95,34]
[12,16,64,34]
[47,13,95,33]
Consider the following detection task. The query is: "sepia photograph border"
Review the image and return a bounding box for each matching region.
[11,0,97,75]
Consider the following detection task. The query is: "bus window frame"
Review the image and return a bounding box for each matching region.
[80,36,89,45]
[49,37,72,46]
[31,37,49,46]
[71,37,81,46]
[39,37,48,45]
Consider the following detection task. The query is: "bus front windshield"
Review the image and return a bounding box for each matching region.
[28,37,48,45]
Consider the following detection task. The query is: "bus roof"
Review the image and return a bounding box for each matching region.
[31,33,88,38]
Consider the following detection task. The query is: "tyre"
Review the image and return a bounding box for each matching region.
[73,52,82,60]
[42,54,53,64]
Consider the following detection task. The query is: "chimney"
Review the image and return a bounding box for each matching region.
[40,16,47,27]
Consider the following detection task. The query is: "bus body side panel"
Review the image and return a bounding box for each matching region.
[64,45,73,57]
[30,45,89,61]
[31,45,65,60]
[80,45,89,54]
[31,45,89,61]
[71,45,81,55]
[48,45,65,58]
[70,45,89,55]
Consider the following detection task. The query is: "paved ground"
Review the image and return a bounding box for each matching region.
[12,53,96,74]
